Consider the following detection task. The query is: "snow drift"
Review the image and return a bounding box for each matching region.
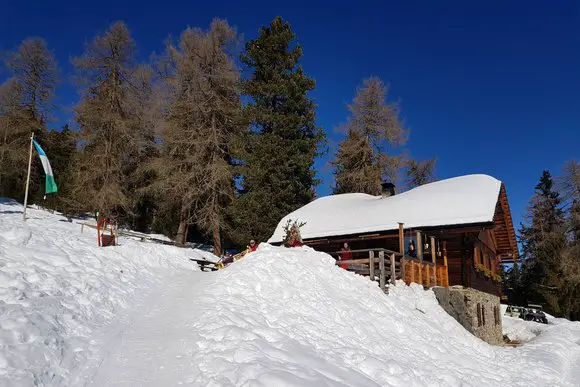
[1,198,580,386]
[89,244,580,386]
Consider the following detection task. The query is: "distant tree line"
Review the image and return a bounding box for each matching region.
[503,161,580,320]
[0,17,435,253]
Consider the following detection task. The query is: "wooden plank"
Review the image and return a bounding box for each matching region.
[417,231,423,262]
[369,251,375,281]
[401,258,406,283]
[379,251,385,289]
[398,223,404,253]
[334,258,400,266]
[336,258,375,265]
[442,241,448,267]
[390,253,396,285]
[431,236,437,285]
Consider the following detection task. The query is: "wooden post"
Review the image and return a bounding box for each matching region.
[398,223,404,254]
[390,253,396,285]
[369,250,375,281]
[401,258,406,284]
[431,236,437,285]
[442,240,448,287]
[379,250,386,290]
[416,231,423,262]
[22,132,35,221]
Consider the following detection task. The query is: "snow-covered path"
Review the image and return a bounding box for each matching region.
[81,271,206,386]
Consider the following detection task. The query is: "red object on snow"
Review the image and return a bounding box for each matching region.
[287,240,303,247]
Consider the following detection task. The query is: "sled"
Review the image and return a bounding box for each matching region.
[214,250,252,270]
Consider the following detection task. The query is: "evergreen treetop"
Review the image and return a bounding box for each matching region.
[228,16,325,245]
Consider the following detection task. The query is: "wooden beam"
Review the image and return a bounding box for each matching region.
[442,241,448,267]
[431,236,437,285]
[379,250,386,290]
[369,251,375,281]
[398,223,404,253]
[390,253,396,285]
[417,231,423,262]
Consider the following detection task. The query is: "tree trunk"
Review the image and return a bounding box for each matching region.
[213,221,221,257]
[175,220,187,247]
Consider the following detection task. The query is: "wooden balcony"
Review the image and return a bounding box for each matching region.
[332,248,449,291]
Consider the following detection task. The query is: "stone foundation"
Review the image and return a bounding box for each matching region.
[433,286,503,345]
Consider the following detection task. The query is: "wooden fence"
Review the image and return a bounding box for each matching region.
[401,258,449,288]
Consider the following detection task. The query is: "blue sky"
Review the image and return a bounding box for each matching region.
[2,0,579,229]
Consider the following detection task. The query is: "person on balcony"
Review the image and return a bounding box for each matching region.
[339,242,352,269]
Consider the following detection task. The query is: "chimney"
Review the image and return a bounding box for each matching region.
[380,182,396,198]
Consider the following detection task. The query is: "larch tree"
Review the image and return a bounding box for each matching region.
[151,19,241,253]
[332,77,407,195]
[560,160,580,242]
[72,21,153,218]
[0,38,58,200]
[229,16,325,246]
[405,158,437,189]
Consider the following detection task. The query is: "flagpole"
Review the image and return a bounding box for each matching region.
[22,132,34,221]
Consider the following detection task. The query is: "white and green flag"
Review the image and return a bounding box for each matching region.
[32,139,58,194]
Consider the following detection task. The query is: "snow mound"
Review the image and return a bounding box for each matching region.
[0,200,213,386]
[145,244,579,386]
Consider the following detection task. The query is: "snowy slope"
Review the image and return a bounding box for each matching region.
[0,199,212,386]
[2,199,580,386]
[88,245,580,386]
[268,174,501,243]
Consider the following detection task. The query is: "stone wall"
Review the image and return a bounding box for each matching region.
[433,286,503,345]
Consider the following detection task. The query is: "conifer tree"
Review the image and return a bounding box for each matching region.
[332,77,406,194]
[560,160,580,242]
[72,21,153,218]
[41,126,78,215]
[0,38,58,199]
[405,158,436,189]
[229,17,325,245]
[151,19,241,252]
[332,130,380,194]
[519,170,579,317]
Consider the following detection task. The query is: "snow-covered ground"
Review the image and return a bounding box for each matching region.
[1,199,580,386]
[0,199,212,386]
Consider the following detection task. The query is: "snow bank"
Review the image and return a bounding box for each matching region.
[0,199,213,386]
[269,174,501,243]
[172,244,580,386]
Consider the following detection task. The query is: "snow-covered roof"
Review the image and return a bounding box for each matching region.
[268,174,502,243]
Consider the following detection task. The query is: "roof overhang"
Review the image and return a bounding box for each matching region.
[492,184,519,260]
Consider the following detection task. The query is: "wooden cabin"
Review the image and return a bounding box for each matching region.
[268,175,518,297]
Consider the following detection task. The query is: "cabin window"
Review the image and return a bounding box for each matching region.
[482,304,486,326]
[477,303,482,327]
[484,253,490,270]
